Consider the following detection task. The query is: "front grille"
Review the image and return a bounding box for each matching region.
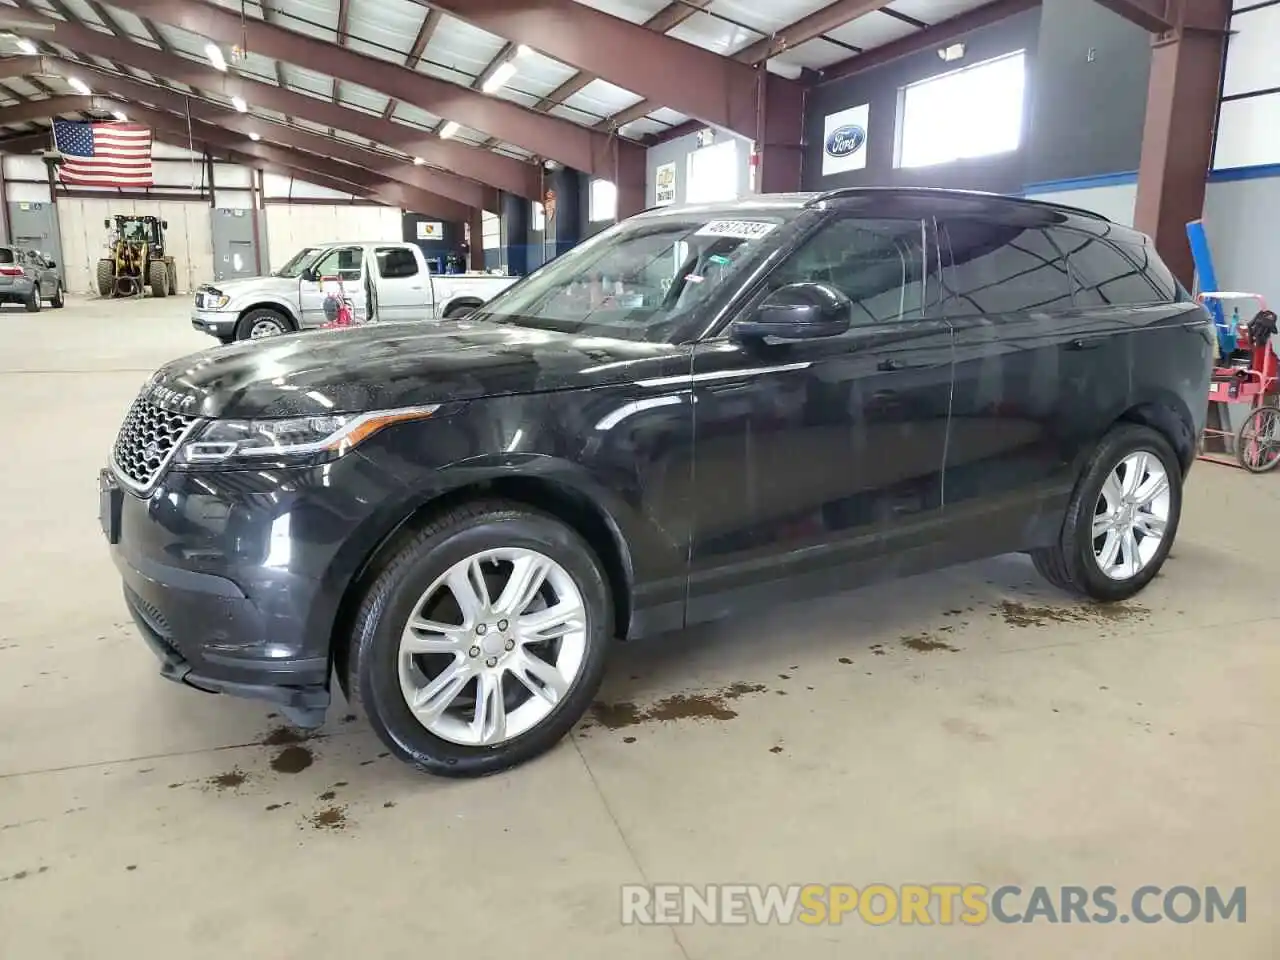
[112,394,197,490]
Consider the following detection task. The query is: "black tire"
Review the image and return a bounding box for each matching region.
[96,260,114,298]
[1031,424,1182,602]
[347,500,613,778]
[167,261,178,296]
[235,308,290,341]
[148,262,168,298]
[49,284,64,308]
[23,288,40,313]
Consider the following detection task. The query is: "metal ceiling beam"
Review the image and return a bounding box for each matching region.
[132,105,471,217]
[816,0,1041,86]
[0,94,105,124]
[0,130,52,153]
[1091,0,1174,33]
[733,1,895,63]
[601,0,892,130]
[63,61,497,212]
[24,14,541,198]
[527,0,711,118]
[423,0,778,140]
[382,7,442,122]
[0,56,57,80]
[108,0,630,174]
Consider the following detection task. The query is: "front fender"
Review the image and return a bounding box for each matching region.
[231,295,301,326]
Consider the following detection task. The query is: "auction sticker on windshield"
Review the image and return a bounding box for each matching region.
[696,220,778,240]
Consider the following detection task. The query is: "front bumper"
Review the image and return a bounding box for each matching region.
[191,308,236,338]
[100,451,421,725]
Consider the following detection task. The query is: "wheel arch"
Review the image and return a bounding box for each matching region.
[326,471,636,696]
[1114,393,1197,474]
[235,301,299,330]
[440,296,484,318]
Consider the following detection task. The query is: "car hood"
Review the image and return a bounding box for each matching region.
[208,275,297,298]
[147,320,684,419]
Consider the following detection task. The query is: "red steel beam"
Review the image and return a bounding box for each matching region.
[134,106,472,218]
[56,59,499,212]
[1092,0,1174,33]
[28,14,541,198]
[0,95,103,124]
[0,130,53,153]
[734,1,895,64]
[421,0,782,139]
[817,0,1040,86]
[381,7,442,122]
[109,0,627,174]
[0,56,58,80]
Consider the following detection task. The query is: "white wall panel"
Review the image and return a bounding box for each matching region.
[212,164,252,188]
[3,155,47,180]
[213,189,254,209]
[8,182,52,204]
[1024,183,1137,226]
[1214,94,1280,170]
[55,197,212,294]
[262,203,402,269]
[1222,5,1280,97]
[1204,176,1280,313]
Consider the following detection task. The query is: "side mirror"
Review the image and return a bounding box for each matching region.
[46,260,56,268]
[103,219,111,228]
[161,220,169,229]
[300,266,317,282]
[731,282,852,341]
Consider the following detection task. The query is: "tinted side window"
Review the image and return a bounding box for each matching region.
[1054,230,1161,306]
[376,246,419,279]
[768,217,932,325]
[941,218,1072,315]
[1115,237,1177,301]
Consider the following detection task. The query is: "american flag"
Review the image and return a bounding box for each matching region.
[52,120,153,187]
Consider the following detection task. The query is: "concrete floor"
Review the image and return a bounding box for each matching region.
[1,297,1277,958]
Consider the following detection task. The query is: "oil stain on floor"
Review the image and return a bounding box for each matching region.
[901,633,960,653]
[307,806,348,831]
[590,681,768,730]
[270,745,314,774]
[999,600,1148,629]
[207,769,248,791]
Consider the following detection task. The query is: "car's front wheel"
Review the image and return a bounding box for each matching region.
[1032,424,1181,602]
[348,501,613,777]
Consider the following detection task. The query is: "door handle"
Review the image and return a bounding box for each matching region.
[1067,337,1104,351]
[877,358,906,372]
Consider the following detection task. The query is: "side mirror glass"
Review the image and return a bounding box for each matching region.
[103,219,111,228]
[46,260,56,268]
[731,282,852,342]
[161,220,169,229]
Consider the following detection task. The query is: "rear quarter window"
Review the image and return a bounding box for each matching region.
[1052,229,1164,307]
[0,248,15,265]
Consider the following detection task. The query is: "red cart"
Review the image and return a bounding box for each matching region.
[1198,291,1280,472]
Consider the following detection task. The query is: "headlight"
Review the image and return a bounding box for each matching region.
[198,289,229,309]
[177,406,440,467]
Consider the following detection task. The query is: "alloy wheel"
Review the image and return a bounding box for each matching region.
[249,319,284,339]
[397,548,588,746]
[1091,451,1171,581]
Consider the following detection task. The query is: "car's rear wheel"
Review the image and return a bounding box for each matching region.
[49,284,64,308]
[1032,424,1181,602]
[23,288,40,312]
[348,501,612,777]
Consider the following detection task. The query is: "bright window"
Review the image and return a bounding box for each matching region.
[589,179,617,222]
[686,140,739,203]
[897,51,1026,169]
[532,201,545,231]
[482,211,500,250]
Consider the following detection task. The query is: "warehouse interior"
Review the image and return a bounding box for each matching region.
[1,0,1277,957]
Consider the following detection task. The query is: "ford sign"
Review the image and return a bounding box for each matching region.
[825,125,866,159]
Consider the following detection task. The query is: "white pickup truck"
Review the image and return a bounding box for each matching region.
[190,240,519,342]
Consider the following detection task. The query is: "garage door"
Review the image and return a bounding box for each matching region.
[56,197,214,295]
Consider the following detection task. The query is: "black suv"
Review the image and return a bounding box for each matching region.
[100,189,1212,776]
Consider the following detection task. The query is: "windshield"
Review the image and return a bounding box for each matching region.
[274,246,323,278]
[471,212,802,342]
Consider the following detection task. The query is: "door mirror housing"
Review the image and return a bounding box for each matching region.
[300,266,318,283]
[731,282,852,341]
[45,260,56,268]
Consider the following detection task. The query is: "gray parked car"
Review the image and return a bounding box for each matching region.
[0,246,64,311]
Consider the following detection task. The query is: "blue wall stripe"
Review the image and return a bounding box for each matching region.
[1208,163,1280,183]
[1022,170,1138,194]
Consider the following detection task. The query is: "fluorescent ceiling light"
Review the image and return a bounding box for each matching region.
[481,60,516,93]
[249,131,261,141]
[231,95,247,112]
[516,44,533,59]
[938,43,966,62]
[112,110,127,122]
[16,38,38,56]
[67,76,91,95]
[205,42,227,72]
[413,156,425,165]
[438,120,459,140]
